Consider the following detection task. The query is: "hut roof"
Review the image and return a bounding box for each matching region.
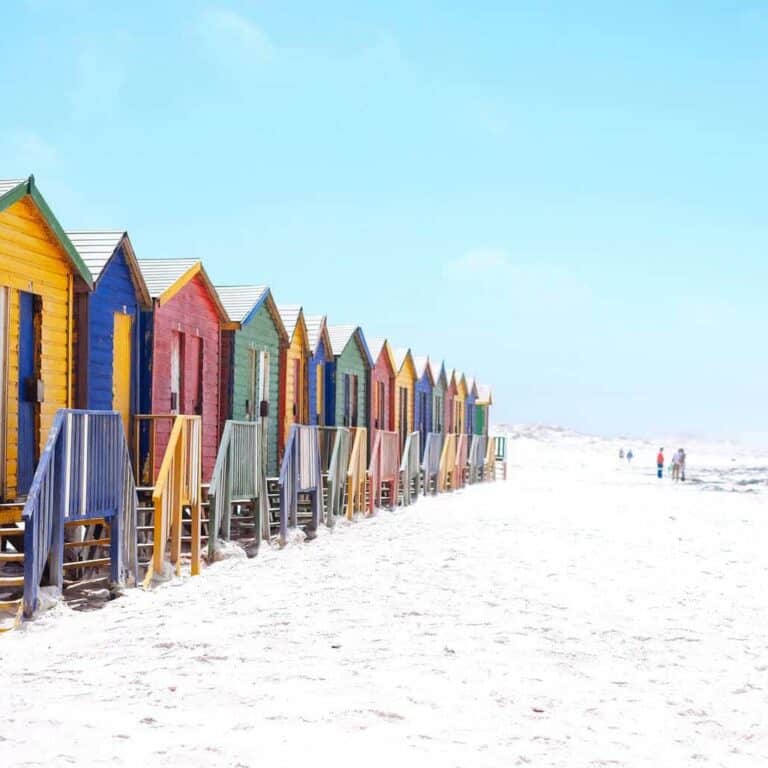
[137,258,229,321]
[304,314,332,359]
[0,176,93,288]
[413,355,434,383]
[215,284,269,322]
[327,324,373,366]
[66,230,151,307]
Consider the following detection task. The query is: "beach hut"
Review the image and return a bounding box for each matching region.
[413,356,434,452]
[0,177,92,500]
[325,325,373,428]
[465,376,478,436]
[277,306,311,453]
[216,285,288,476]
[432,361,447,434]
[136,258,229,481]
[475,384,493,435]
[305,315,333,427]
[67,231,151,440]
[392,348,417,451]
[368,337,396,432]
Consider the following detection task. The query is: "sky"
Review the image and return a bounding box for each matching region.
[2,1,767,442]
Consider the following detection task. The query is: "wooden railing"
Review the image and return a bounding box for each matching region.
[324,427,350,525]
[317,427,338,474]
[399,431,421,505]
[147,415,201,583]
[22,410,137,617]
[484,435,495,481]
[368,429,400,510]
[208,420,263,558]
[278,424,322,544]
[132,413,175,486]
[468,435,488,483]
[421,432,442,495]
[437,432,457,492]
[454,433,469,489]
[346,427,368,519]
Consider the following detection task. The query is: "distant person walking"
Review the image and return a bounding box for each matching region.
[627,449,634,463]
[671,450,682,481]
[619,448,625,460]
[679,448,686,481]
[657,448,664,479]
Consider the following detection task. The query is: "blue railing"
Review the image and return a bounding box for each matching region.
[468,435,488,483]
[278,425,322,544]
[22,410,137,617]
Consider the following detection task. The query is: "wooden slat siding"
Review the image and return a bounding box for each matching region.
[85,243,141,414]
[308,335,330,428]
[230,302,282,476]
[150,273,221,481]
[465,390,477,435]
[414,370,433,444]
[370,347,394,432]
[394,357,416,447]
[218,328,234,437]
[454,375,467,436]
[445,374,457,435]
[281,319,309,450]
[331,339,368,430]
[0,199,75,500]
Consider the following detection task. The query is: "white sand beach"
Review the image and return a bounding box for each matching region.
[2,427,767,767]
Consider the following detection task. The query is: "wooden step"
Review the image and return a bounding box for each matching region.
[62,557,110,570]
[0,575,24,588]
[0,597,21,611]
[64,538,110,549]
[0,552,24,563]
[64,517,109,529]
[0,526,23,537]
[0,505,23,525]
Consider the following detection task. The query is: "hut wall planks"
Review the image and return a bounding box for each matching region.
[0,197,76,499]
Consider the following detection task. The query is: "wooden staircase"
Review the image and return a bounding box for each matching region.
[136,484,211,582]
[0,505,24,631]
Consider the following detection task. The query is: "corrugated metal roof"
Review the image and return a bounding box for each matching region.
[66,230,124,281]
[327,324,357,357]
[216,285,269,323]
[137,258,199,298]
[0,179,24,197]
[304,314,326,352]
[277,305,302,339]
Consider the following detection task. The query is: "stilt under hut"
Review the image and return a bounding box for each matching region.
[0,177,93,502]
[413,356,434,458]
[432,361,448,435]
[325,325,372,429]
[277,306,311,457]
[136,258,229,482]
[392,348,417,452]
[305,314,333,428]
[216,285,288,476]
[368,337,396,434]
[67,231,151,439]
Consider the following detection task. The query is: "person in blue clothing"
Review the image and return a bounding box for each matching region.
[626,449,633,463]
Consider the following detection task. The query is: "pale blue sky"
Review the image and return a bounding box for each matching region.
[3,1,767,441]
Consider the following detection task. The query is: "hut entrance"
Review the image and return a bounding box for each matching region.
[398,386,408,450]
[17,291,42,496]
[112,312,132,441]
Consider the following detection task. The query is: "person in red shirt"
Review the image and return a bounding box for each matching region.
[656,448,664,479]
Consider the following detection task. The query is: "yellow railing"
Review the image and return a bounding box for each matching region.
[437,432,457,492]
[145,415,202,584]
[346,427,368,518]
[485,435,495,480]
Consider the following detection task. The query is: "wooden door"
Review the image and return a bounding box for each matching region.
[112,312,133,441]
[0,288,6,498]
[17,291,41,496]
[398,386,407,449]
[315,363,324,426]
